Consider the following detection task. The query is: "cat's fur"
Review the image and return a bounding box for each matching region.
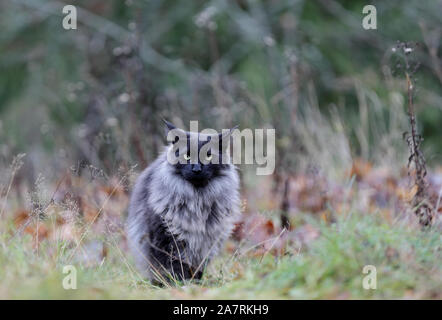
[126,122,240,283]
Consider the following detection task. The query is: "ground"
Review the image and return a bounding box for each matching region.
[1,208,440,299]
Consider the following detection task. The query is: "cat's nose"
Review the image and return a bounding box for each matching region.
[192,164,202,173]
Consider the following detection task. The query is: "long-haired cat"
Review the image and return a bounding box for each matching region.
[126,120,240,283]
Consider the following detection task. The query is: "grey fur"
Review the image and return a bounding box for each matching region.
[126,144,240,282]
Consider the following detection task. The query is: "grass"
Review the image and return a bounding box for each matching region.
[0,211,440,299]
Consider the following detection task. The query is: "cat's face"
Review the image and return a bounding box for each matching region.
[174,138,228,188]
[164,121,233,188]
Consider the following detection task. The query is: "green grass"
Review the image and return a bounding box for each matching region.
[0,212,440,299]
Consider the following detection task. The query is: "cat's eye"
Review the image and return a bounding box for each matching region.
[183,153,191,161]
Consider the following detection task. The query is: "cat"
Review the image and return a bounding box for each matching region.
[126,120,240,284]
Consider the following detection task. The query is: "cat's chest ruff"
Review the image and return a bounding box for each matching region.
[162,195,221,236]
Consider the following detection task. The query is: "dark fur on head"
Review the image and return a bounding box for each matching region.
[126,120,240,283]
[163,120,232,188]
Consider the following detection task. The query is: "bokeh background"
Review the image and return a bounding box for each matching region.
[0,0,441,299]
[1,0,442,179]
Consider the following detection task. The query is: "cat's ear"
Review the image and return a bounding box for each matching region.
[162,119,185,144]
